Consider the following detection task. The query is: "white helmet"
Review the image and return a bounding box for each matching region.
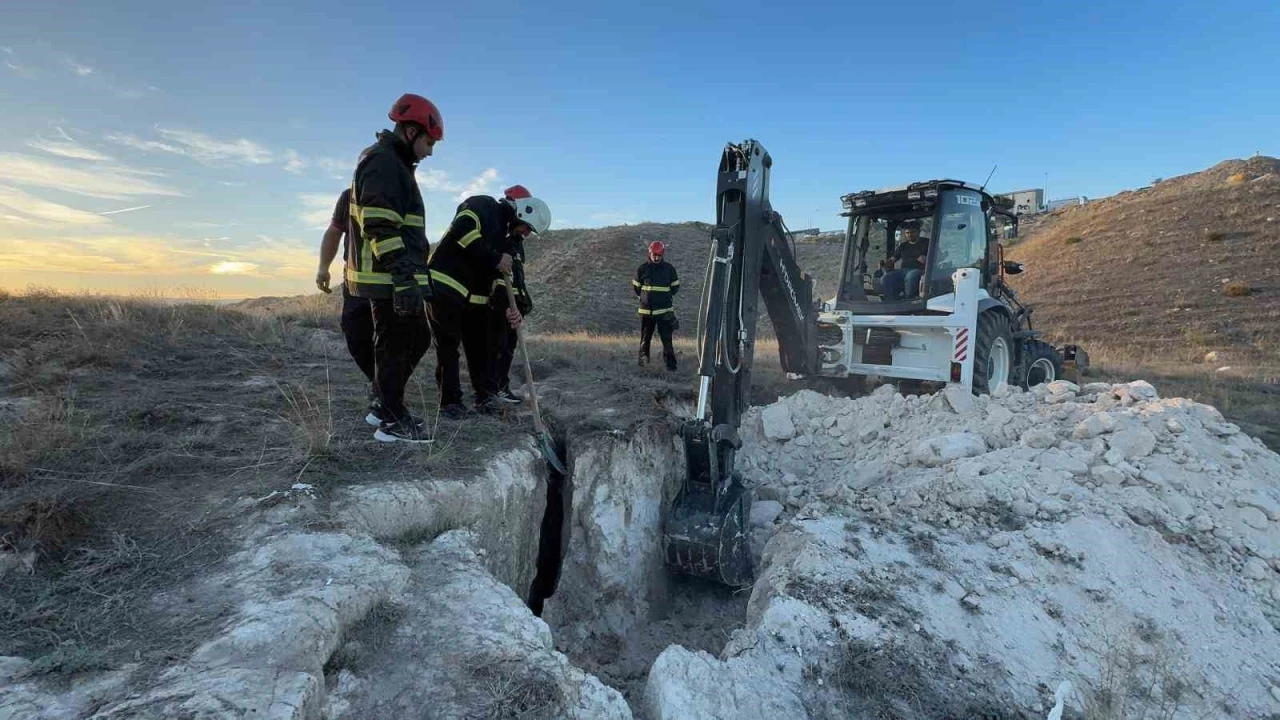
[509,196,551,234]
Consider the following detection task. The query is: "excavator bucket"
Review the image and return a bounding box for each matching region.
[662,479,754,588]
[662,421,755,587]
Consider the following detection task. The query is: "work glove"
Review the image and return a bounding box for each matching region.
[387,253,425,317]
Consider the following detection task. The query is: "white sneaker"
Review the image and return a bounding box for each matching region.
[373,418,433,444]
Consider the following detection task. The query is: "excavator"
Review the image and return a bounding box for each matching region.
[660,139,1086,587]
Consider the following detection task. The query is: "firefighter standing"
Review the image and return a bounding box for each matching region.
[489,185,536,404]
[428,188,550,419]
[315,187,382,423]
[634,241,679,370]
[346,93,443,444]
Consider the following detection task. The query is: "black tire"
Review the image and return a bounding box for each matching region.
[1022,340,1064,389]
[973,312,1013,395]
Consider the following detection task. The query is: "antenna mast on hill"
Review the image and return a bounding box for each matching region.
[980,164,997,192]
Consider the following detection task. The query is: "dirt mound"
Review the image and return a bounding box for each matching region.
[1007,156,1280,367]
[525,222,846,335]
[648,381,1280,718]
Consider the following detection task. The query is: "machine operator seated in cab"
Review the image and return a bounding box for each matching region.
[879,220,930,300]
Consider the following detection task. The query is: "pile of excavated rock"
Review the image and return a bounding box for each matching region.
[646,381,1280,719]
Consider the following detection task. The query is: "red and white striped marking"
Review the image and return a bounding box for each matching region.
[954,328,969,362]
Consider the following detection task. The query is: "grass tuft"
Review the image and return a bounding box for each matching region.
[470,659,562,720]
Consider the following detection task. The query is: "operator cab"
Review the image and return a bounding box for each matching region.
[834,181,1018,312]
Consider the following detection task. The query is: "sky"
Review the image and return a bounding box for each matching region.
[1,0,1277,298]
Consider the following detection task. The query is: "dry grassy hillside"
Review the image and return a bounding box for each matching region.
[524,222,846,335]
[1007,155,1279,444]
[1008,156,1279,364]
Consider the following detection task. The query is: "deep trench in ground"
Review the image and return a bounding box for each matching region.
[528,432,750,713]
[311,428,749,718]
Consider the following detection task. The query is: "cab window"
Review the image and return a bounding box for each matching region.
[932,190,987,275]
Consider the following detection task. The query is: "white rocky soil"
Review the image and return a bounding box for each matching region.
[647,380,1280,719]
[4,380,1279,719]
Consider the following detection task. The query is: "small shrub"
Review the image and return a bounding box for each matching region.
[1223,281,1252,297]
[1227,172,1246,185]
[1076,623,1189,720]
[1065,236,1083,245]
[1204,230,1227,242]
[470,660,561,720]
[1181,327,1211,346]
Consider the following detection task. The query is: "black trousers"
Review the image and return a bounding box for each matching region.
[428,293,491,407]
[370,298,431,422]
[491,316,517,394]
[340,288,376,385]
[640,313,676,369]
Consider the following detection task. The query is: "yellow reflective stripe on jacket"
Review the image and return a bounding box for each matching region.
[631,279,642,288]
[371,236,405,257]
[469,294,490,305]
[638,307,675,315]
[638,284,671,292]
[429,270,469,298]
[458,228,483,248]
[404,214,425,227]
[345,268,431,287]
[454,209,483,247]
[347,267,392,285]
[359,206,404,225]
[671,279,680,286]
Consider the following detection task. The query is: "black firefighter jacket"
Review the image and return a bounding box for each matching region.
[345,131,429,300]
[427,195,509,306]
[633,260,679,315]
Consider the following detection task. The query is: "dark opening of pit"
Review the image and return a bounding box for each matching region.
[527,432,571,616]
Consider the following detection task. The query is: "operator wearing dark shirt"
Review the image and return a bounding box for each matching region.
[881,220,929,300]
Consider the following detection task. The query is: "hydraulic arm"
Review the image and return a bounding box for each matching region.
[661,140,817,587]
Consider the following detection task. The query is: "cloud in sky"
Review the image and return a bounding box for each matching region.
[27,127,113,162]
[283,149,306,174]
[454,168,500,202]
[101,204,152,216]
[209,261,258,275]
[0,153,182,200]
[0,185,111,227]
[286,154,350,180]
[107,127,273,166]
[298,193,338,229]
[0,233,317,286]
[416,167,502,201]
[2,46,28,75]
[63,57,95,76]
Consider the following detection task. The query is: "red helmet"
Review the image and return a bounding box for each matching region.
[648,241,666,256]
[503,184,531,201]
[388,93,444,142]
